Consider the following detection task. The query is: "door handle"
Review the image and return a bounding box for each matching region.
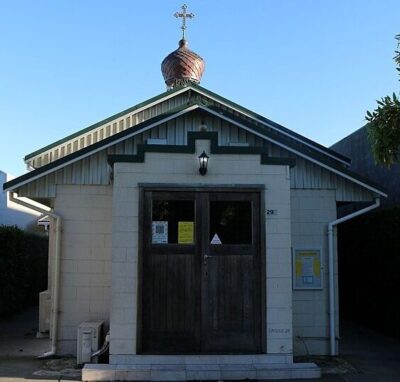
[203,253,213,265]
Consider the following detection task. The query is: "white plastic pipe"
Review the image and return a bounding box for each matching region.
[9,192,62,358]
[328,197,380,356]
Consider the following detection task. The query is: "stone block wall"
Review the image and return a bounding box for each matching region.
[54,185,113,355]
[110,140,293,362]
[291,189,337,355]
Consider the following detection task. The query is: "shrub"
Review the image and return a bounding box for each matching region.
[0,225,48,318]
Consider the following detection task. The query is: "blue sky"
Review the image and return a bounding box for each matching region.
[0,0,399,176]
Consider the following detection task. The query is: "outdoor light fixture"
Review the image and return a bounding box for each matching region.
[198,151,209,176]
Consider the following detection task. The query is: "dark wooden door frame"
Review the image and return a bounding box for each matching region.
[137,185,266,354]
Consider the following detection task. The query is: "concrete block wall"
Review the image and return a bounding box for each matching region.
[291,189,337,355]
[54,185,113,355]
[110,139,293,362]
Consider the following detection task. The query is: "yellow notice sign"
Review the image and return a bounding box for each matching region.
[178,221,194,244]
[293,249,322,289]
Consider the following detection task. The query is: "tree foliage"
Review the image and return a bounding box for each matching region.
[366,34,400,167]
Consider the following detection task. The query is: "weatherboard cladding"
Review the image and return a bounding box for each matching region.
[16,110,374,202]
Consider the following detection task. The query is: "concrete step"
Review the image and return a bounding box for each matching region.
[109,353,293,365]
[83,359,321,381]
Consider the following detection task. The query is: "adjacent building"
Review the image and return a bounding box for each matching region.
[0,170,40,229]
[332,125,400,206]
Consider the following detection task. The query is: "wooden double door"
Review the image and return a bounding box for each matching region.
[140,189,262,354]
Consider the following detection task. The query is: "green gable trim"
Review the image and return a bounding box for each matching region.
[5,100,385,197]
[107,131,295,168]
[24,86,188,161]
[201,104,386,195]
[261,157,296,167]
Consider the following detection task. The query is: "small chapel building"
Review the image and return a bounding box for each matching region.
[4,6,386,381]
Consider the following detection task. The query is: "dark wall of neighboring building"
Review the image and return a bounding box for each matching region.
[331,126,400,206]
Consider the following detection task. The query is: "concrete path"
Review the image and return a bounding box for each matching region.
[337,321,400,381]
[1,308,400,381]
[0,306,49,380]
[286,321,400,382]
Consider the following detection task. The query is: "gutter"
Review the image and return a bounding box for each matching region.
[9,192,62,358]
[328,197,380,356]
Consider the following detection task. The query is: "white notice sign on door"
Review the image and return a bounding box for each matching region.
[152,221,168,244]
[210,233,222,245]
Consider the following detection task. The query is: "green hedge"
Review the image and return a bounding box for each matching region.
[338,206,400,338]
[0,225,48,318]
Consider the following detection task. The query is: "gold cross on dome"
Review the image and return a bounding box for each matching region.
[174,4,194,40]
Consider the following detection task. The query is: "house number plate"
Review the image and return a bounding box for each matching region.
[266,209,278,216]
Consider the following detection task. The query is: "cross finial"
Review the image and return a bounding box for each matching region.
[174,4,194,40]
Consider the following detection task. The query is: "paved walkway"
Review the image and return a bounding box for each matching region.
[0,307,49,380]
[336,321,400,381]
[1,308,400,381]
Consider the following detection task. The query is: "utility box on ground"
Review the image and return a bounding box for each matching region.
[77,321,103,365]
[38,290,50,334]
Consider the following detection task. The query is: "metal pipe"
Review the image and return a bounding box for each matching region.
[327,197,380,356]
[9,192,62,358]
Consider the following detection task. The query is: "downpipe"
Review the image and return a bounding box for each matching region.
[328,197,380,356]
[9,192,62,358]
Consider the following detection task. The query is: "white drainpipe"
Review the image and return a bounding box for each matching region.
[328,197,380,356]
[9,192,62,358]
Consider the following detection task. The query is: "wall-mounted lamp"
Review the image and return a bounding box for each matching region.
[198,151,209,176]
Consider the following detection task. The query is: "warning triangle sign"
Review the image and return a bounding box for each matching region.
[210,233,222,245]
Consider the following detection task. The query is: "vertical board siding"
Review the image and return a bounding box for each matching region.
[17,112,375,202]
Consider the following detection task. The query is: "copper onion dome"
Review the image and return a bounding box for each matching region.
[161,5,205,89]
[161,38,205,89]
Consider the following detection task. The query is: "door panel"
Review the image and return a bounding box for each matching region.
[141,190,261,354]
[202,192,261,353]
[142,191,201,353]
[143,252,200,353]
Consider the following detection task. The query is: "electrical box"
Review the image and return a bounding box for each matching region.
[38,290,50,334]
[77,321,103,365]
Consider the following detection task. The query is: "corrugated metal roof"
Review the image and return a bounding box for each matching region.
[23,85,351,167]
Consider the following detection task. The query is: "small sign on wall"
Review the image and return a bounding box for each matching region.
[292,248,323,290]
